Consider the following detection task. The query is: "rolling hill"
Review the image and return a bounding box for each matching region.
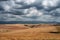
[0,24,60,40]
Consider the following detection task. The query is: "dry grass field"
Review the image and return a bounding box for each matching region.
[0,24,60,40]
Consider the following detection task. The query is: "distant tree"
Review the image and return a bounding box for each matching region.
[53,23,60,26]
[24,24,35,28]
[24,24,41,28]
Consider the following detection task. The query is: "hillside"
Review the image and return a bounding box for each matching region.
[0,24,60,40]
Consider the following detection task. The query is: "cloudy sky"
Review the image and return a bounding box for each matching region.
[0,0,60,23]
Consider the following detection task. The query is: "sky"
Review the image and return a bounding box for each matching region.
[0,0,60,23]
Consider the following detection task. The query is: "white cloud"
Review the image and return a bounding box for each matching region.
[0,14,24,21]
[23,9,29,14]
[24,0,36,5]
[42,0,59,9]
[25,7,43,17]
[0,0,60,23]
[14,0,22,3]
[3,5,11,11]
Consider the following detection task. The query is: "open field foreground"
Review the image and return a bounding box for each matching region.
[0,24,60,40]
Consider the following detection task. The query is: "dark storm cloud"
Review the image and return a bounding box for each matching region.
[0,0,8,1]
[0,0,60,22]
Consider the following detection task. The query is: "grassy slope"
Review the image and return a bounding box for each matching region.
[0,24,60,40]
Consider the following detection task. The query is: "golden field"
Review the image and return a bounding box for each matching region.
[0,24,60,40]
